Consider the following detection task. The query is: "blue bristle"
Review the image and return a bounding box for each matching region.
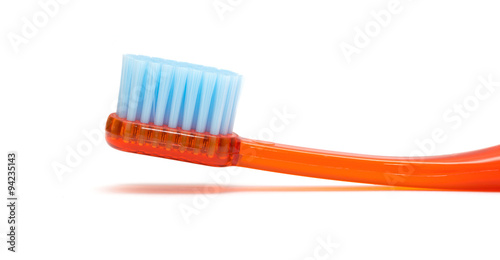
[220,75,240,135]
[181,68,203,130]
[207,74,231,135]
[116,54,242,135]
[194,71,217,133]
[140,62,160,124]
[126,59,147,122]
[228,76,242,133]
[167,67,188,128]
[117,56,132,118]
[153,64,175,126]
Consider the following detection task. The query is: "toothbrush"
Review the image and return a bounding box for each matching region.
[106,54,500,191]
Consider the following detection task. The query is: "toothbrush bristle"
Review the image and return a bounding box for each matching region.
[116,54,242,135]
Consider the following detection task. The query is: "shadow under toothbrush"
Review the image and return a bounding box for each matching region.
[102,184,500,194]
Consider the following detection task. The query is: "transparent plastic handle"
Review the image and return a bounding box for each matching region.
[236,139,500,191]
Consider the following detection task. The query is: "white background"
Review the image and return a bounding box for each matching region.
[1,0,500,259]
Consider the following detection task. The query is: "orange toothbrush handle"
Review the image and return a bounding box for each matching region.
[236,138,500,191]
[106,114,500,191]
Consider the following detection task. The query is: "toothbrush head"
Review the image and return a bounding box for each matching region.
[106,54,243,166]
[116,54,242,135]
